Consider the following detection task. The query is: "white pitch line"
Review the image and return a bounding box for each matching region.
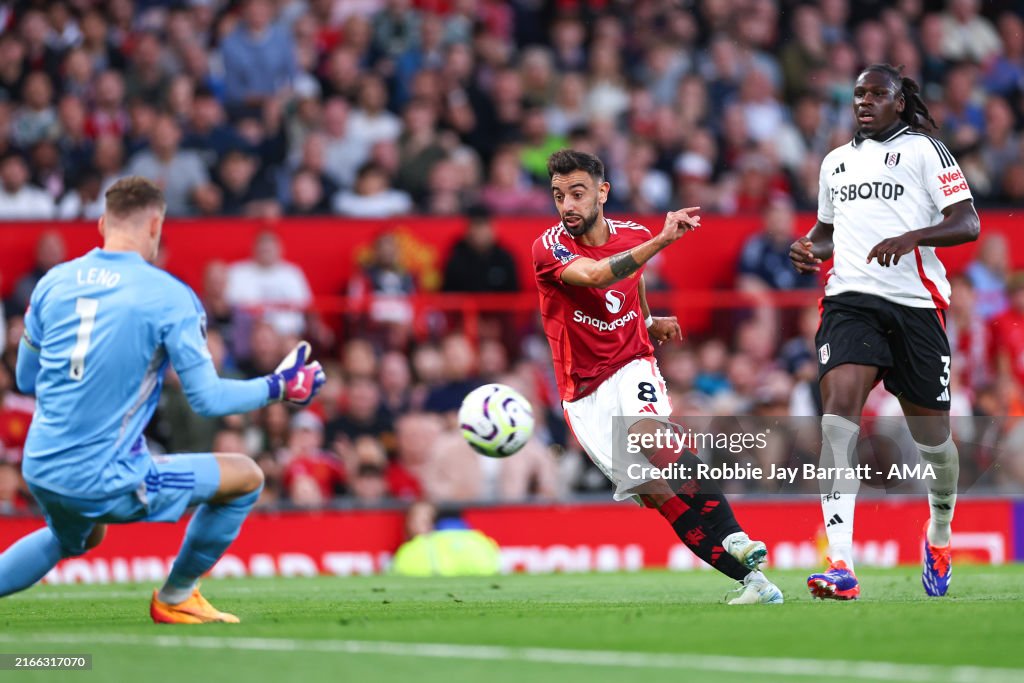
[0,633,1019,683]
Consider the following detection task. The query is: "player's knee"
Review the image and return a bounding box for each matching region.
[236,456,264,495]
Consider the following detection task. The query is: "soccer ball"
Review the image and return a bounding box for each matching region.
[458,383,534,458]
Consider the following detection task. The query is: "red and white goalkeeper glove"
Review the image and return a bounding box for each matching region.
[266,341,326,405]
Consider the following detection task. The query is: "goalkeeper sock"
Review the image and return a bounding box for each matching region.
[658,497,749,581]
[0,527,65,597]
[161,488,261,603]
[644,445,743,539]
[916,434,959,547]
[820,414,860,568]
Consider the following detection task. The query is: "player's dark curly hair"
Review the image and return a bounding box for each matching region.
[862,63,938,132]
[547,149,605,183]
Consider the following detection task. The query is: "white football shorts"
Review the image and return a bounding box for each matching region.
[563,357,673,501]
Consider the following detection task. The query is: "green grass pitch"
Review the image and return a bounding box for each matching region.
[2,565,1023,683]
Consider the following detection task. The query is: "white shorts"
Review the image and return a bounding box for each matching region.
[563,357,673,501]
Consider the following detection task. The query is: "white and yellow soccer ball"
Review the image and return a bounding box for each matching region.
[458,383,535,458]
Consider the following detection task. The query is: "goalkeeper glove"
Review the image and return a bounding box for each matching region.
[266,341,326,405]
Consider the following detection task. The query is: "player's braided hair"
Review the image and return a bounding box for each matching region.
[862,63,938,132]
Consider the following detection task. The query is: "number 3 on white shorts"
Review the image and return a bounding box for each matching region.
[69,297,99,381]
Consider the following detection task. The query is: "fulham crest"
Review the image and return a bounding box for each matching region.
[819,343,831,365]
[884,152,901,168]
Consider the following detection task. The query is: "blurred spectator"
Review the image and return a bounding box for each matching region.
[737,194,818,291]
[774,94,831,175]
[988,273,1024,391]
[780,5,829,103]
[326,376,393,449]
[424,333,481,415]
[966,234,1010,321]
[395,97,447,204]
[519,105,567,183]
[940,0,1002,64]
[320,97,369,189]
[390,412,441,499]
[0,33,27,103]
[56,166,104,220]
[333,161,413,217]
[8,230,64,314]
[91,133,124,187]
[0,151,55,220]
[221,0,297,113]
[11,71,58,148]
[215,148,279,218]
[201,259,236,349]
[947,275,991,393]
[983,13,1024,98]
[78,9,125,74]
[124,31,171,105]
[478,146,550,215]
[225,231,312,338]
[286,168,331,215]
[379,350,414,416]
[347,437,390,504]
[0,362,33,464]
[86,70,128,140]
[348,74,402,149]
[124,113,219,216]
[55,95,93,180]
[183,89,249,173]
[28,140,64,200]
[282,410,346,507]
[348,232,416,346]
[442,208,519,293]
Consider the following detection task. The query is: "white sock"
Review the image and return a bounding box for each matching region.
[820,414,860,568]
[157,581,195,605]
[916,434,959,547]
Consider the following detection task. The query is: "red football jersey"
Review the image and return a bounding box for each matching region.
[533,218,656,401]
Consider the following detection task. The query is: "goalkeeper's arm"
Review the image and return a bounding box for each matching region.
[177,341,326,416]
[177,361,273,417]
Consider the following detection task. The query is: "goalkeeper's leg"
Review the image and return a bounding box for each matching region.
[154,454,263,610]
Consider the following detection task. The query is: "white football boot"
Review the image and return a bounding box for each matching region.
[727,572,785,605]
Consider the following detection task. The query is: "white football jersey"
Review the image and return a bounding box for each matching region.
[817,124,973,309]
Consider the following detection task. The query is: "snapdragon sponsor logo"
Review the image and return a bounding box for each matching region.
[573,309,637,332]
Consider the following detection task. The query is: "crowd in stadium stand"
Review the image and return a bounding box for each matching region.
[2,0,1024,510]
[0,0,1021,219]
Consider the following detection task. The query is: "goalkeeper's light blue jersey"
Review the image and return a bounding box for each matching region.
[21,248,215,499]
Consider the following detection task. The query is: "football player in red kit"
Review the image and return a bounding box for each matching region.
[533,149,783,604]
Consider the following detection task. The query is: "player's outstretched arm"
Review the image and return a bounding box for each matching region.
[866,199,980,267]
[177,341,326,417]
[790,221,834,273]
[561,208,701,288]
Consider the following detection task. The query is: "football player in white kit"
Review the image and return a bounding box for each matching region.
[790,64,980,599]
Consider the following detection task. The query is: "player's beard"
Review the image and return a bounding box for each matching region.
[562,204,600,237]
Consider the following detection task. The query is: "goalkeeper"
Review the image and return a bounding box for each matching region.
[0,176,326,623]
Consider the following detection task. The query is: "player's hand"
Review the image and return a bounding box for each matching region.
[658,207,701,247]
[789,238,822,273]
[267,341,326,405]
[647,316,682,345]
[866,233,918,267]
